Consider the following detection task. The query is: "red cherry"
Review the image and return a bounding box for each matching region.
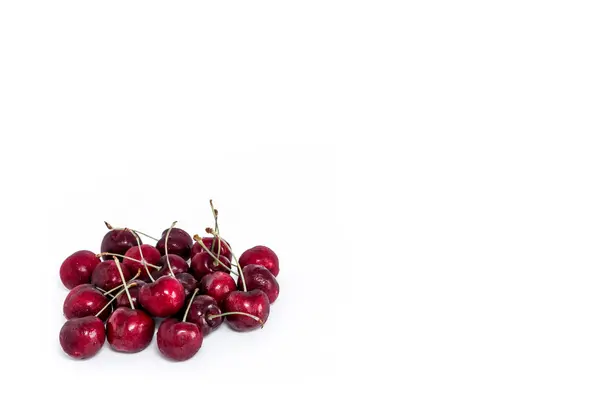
[100,228,137,261]
[122,244,161,279]
[190,252,231,280]
[156,227,192,260]
[152,254,188,280]
[115,280,147,309]
[239,245,279,276]
[181,295,223,336]
[91,260,132,291]
[198,271,236,305]
[63,284,111,320]
[59,316,106,359]
[157,318,202,361]
[59,250,101,289]
[222,289,270,332]
[238,264,279,304]
[139,276,186,317]
[106,308,155,353]
[175,272,199,299]
[190,237,232,261]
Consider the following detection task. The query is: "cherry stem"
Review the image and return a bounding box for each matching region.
[103,269,141,296]
[207,312,264,328]
[164,221,178,277]
[209,200,220,253]
[126,228,154,280]
[206,227,246,291]
[182,288,199,322]
[114,257,134,309]
[94,282,137,317]
[104,221,160,242]
[96,253,160,270]
[192,234,238,276]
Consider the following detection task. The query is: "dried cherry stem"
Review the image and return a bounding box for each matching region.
[95,253,161,270]
[209,200,220,256]
[114,257,134,309]
[103,269,141,296]
[126,228,154,280]
[207,312,264,328]
[94,282,137,317]
[104,221,160,242]
[192,234,238,275]
[164,221,178,277]
[206,227,246,291]
[182,289,199,322]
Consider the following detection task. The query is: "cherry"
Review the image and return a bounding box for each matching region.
[239,245,279,276]
[156,227,192,260]
[198,271,236,305]
[122,244,161,279]
[238,264,279,304]
[180,295,223,336]
[139,275,186,317]
[59,315,105,359]
[152,254,188,279]
[63,284,111,320]
[115,279,146,309]
[190,237,232,261]
[221,289,270,332]
[157,289,203,361]
[100,223,137,261]
[91,260,132,291]
[59,250,101,289]
[175,272,199,299]
[190,252,232,280]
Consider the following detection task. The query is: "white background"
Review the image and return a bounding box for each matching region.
[1,1,600,399]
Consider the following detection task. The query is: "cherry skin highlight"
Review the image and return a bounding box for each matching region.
[139,276,186,317]
[190,252,231,280]
[199,271,236,305]
[100,229,137,261]
[157,318,203,361]
[152,254,189,280]
[238,264,280,304]
[63,284,111,320]
[106,308,154,353]
[176,272,199,299]
[222,289,270,332]
[156,227,192,260]
[122,244,161,279]
[91,260,132,291]
[239,245,279,276]
[190,237,232,261]
[181,295,223,336]
[60,250,101,289]
[115,280,146,309]
[59,316,106,359]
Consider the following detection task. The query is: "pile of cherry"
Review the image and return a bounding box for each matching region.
[59,201,279,361]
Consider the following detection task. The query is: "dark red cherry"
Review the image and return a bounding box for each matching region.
[157,318,202,361]
[100,229,137,261]
[60,250,101,289]
[152,254,189,280]
[198,271,236,305]
[239,245,279,276]
[59,316,106,359]
[190,237,232,261]
[115,280,147,309]
[175,272,199,299]
[238,264,279,304]
[106,308,154,353]
[139,276,186,317]
[156,228,192,260]
[63,284,111,320]
[122,244,161,280]
[91,260,132,291]
[190,252,231,280]
[222,289,270,332]
[181,295,223,336]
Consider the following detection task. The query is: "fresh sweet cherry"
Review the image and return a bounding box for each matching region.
[157,289,203,361]
[198,271,236,305]
[156,227,193,260]
[91,260,132,291]
[190,252,232,280]
[190,237,232,261]
[63,284,111,320]
[221,289,270,332]
[139,275,186,317]
[100,223,138,261]
[239,245,279,276]
[59,315,106,359]
[181,294,223,336]
[122,244,161,279]
[116,279,146,309]
[238,264,279,304]
[152,254,188,279]
[176,272,199,299]
[59,250,101,289]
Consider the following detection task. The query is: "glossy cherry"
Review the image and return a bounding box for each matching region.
[100,227,137,261]
[238,264,279,304]
[115,280,146,309]
[156,227,192,260]
[152,254,189,279]
[199,271,236,305]
[181,295,223,336]
[176,272,198,299]
[63,284,111,320]
[239,245,279,276]
[222,289,270,332]
[91,260,132,291]
[190,252,231,280]
[60,250,101,289]
[157,318,202,361]
[122,244,161,279]
[59,316,106,359]
[106,307,155,353]
[139,275,186,317]
[191,237,232,261]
